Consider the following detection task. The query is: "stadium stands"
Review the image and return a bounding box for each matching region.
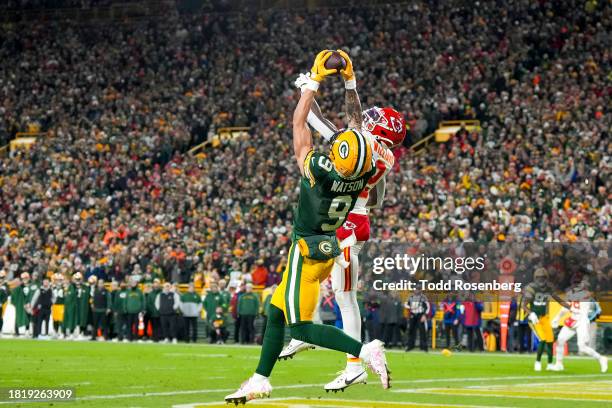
[0,0,609,343]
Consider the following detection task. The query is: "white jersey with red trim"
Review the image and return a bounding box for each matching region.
[564,287,591,329]
[351,133,395,216]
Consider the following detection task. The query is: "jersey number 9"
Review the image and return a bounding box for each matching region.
[321,195,352,231]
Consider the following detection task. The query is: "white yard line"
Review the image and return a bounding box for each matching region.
[172,396,511,408]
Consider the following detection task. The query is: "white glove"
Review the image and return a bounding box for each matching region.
[294,72,311,92]
[551,317,560,328]
[528,312,539,325]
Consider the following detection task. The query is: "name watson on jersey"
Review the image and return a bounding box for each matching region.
[331,179,364,193]
[373,279,522,293]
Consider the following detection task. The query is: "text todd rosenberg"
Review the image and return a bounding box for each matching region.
[372,279,523,293]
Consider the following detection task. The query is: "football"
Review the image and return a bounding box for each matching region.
[324,51,347,72]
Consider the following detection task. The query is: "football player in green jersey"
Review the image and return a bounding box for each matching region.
[521,267,570,371]
[225,50,391,405]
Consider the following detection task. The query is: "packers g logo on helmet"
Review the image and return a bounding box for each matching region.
[330,129,373,179]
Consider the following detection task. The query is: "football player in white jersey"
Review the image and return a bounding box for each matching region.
[550,275,608,373]
[279,50,406,392]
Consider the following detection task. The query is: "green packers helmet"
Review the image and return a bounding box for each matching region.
[534,267,548,287]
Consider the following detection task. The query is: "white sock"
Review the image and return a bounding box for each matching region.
[555,343,565,364]
[252,373,268,382]
[346,360,363,373]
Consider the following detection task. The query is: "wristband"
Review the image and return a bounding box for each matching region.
[304,77,320,92]
[344,78,357,90]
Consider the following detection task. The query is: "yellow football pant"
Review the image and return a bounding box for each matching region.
[271,242,334,325]
[531,315,554,342]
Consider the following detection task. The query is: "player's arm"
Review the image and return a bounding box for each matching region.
[294,73,338,140]
[366,174,386,208]
[309,97,338,139]
[520,290,533,316]
[337,49,362,130]
[551,292,571,310]
[293,89,315,176]
[293,51,337,175]
[520,288,539,324]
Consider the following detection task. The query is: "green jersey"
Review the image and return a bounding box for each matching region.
[524,282,552,317]
[293,151,374,239]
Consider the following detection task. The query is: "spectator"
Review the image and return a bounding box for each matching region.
[462,294,484,352]
[380,291,403,348]
[507,297,518,352]
[0,271,8,333]
[111,281,128,342]
[125,278,145,342]
[51,274,66,339]
[10,276,26,336]
[65,273,89,339]
[250,259,268,286]
[31,278,54,339]
[180,282,202,343]
[441,294,461,349]
[91,279,111,340]
[230,282,245,343]
[210,306,229,344]
[237,283,259,344]
[319,286,336,326]
[217,279,231,312]
[155,282,180,344]
[145,279,162,341]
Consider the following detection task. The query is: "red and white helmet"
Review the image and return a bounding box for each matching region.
[362,106,406,148]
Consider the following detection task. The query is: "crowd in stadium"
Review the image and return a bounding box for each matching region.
[0,0,609,347]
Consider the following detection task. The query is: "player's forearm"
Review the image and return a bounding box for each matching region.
[366,177,386,209]
[345,88,362,130]
[293,89,315,133]
[552,294,570,310]
[293,90,315,173]
[307,98,337,141]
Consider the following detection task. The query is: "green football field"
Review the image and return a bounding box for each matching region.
[1,339,610,408]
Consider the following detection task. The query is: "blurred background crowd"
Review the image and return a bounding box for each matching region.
[0,0,609,347]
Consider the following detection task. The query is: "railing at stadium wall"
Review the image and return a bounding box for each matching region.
[0,131,49,155]
[188,126,251,156]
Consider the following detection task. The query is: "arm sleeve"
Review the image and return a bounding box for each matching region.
[307,111,337,141]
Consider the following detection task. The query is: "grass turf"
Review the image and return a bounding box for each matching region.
[0,339,610,407]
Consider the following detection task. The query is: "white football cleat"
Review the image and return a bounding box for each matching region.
[545,364,554,371]
[324,369,367,393]
[278,339,315,360]
[360,340,390,389]
[534,361,542,371]
[224,376,272,405]
[599,356,608,373]
[549,362,564,371]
